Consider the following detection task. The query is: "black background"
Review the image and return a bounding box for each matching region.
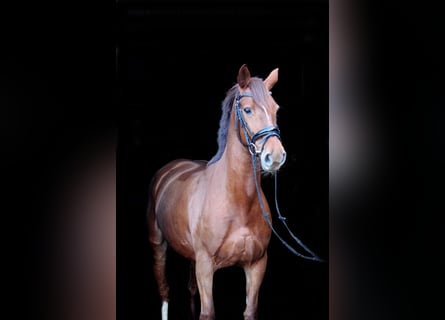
[117,1,328,319]
[1,0,443,319]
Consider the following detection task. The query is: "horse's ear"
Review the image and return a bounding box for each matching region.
[237,64,251,89]
[264,68,279,90]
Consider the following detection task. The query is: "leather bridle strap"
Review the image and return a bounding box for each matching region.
[234,92,281,155]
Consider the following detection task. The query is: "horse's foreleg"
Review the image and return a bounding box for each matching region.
[195,253,215,320]
[243,254,268,320]
[188,261,198,319]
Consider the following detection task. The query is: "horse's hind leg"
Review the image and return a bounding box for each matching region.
[148,209,169,320]
[188,261,198,319]
[153,240,169,320]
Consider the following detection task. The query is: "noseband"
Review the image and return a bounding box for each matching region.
[234,92,281,155]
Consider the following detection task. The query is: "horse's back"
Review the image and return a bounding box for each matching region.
[150,159,207,199]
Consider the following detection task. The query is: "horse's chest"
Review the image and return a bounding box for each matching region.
[213,227,267,267]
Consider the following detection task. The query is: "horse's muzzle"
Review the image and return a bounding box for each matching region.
[261,149,287,172]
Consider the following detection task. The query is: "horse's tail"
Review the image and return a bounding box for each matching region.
[147,172,163,248]
[146,174,157,223]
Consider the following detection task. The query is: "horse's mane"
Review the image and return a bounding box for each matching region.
[208,77,269,165]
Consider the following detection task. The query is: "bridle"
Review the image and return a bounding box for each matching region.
[234,92,281,156]
[234,90,325,262]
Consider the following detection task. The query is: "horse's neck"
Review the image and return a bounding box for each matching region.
[217,130,261,200]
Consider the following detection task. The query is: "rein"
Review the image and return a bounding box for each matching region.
[235,92,325,262]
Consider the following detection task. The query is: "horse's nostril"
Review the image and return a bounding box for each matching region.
[264,153,272,165]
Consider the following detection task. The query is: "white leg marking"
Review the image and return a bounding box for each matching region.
[162,301,168,320]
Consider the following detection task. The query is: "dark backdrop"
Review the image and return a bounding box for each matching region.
[117,1,328,319]
[2,1,442,319]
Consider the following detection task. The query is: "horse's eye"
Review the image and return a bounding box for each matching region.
[244,107,252,115]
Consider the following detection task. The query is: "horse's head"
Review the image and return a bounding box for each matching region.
[235,64,286,172]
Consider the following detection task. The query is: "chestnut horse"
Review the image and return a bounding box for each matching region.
[147,65,286,320]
